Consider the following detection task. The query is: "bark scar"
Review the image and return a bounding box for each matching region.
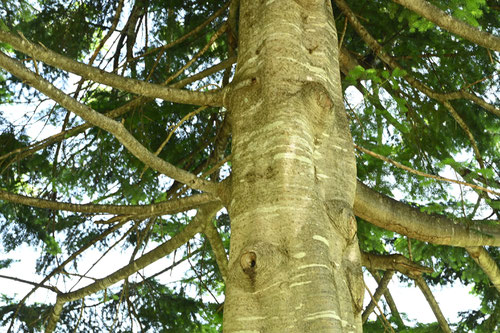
[240,251,257,281]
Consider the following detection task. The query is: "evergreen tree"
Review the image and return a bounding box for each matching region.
[0,0,498,331]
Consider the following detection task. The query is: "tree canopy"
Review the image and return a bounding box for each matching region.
[0,0,499,332]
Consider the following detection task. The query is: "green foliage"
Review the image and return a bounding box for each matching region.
[0,0,498,331]
[339,0,499,331]
[0,259,15,269]
[0,296,51,332]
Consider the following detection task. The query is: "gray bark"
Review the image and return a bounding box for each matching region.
[223,1,363,332]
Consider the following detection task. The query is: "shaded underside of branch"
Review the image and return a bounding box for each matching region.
[361,252,433,277]
[354,181,500,247]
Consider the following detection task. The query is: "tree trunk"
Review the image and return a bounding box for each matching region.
[224,1,363,332]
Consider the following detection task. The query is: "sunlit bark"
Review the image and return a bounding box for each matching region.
[223,1,363,331]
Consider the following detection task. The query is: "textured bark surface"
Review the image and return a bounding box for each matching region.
[223,1,363,332]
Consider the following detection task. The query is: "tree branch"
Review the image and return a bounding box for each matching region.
[354,144,498,196]
[87,0,125,66]
[414,276,452,333]
[202,207,229,282]
[130,2,230,63]
[466,247,500,293]
[392,0,500,52]
[0,50,217,194]
[45,207,210,332]
[368,269,405,329]
[0,30,224,107]
[336,0,493,173]
[0,56,236,168]
[362,270,394,323]
[354,181,500,246]
[361,252,433,277]
[0,189,216,215]
[0,274,59,293]
[334,0,500,119]
[6,218,130,333]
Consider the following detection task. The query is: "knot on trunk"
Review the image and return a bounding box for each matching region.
[240,251,257,276]
[233,242,288,291]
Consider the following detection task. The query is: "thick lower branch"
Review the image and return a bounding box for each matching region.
[354,181,500,246]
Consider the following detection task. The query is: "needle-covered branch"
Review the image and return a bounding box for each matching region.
[354,144,496,195]
[0,30,224,107]
[0,274,60,293]
[0,50,217,194]
[0,56,236,168]
[466,247,500,293]
[6,219,130,332]
[130,2,230,63]
[0,189,216,215]
[392,0,500,52]
[354,181,500,246]
[336,0,494,169]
